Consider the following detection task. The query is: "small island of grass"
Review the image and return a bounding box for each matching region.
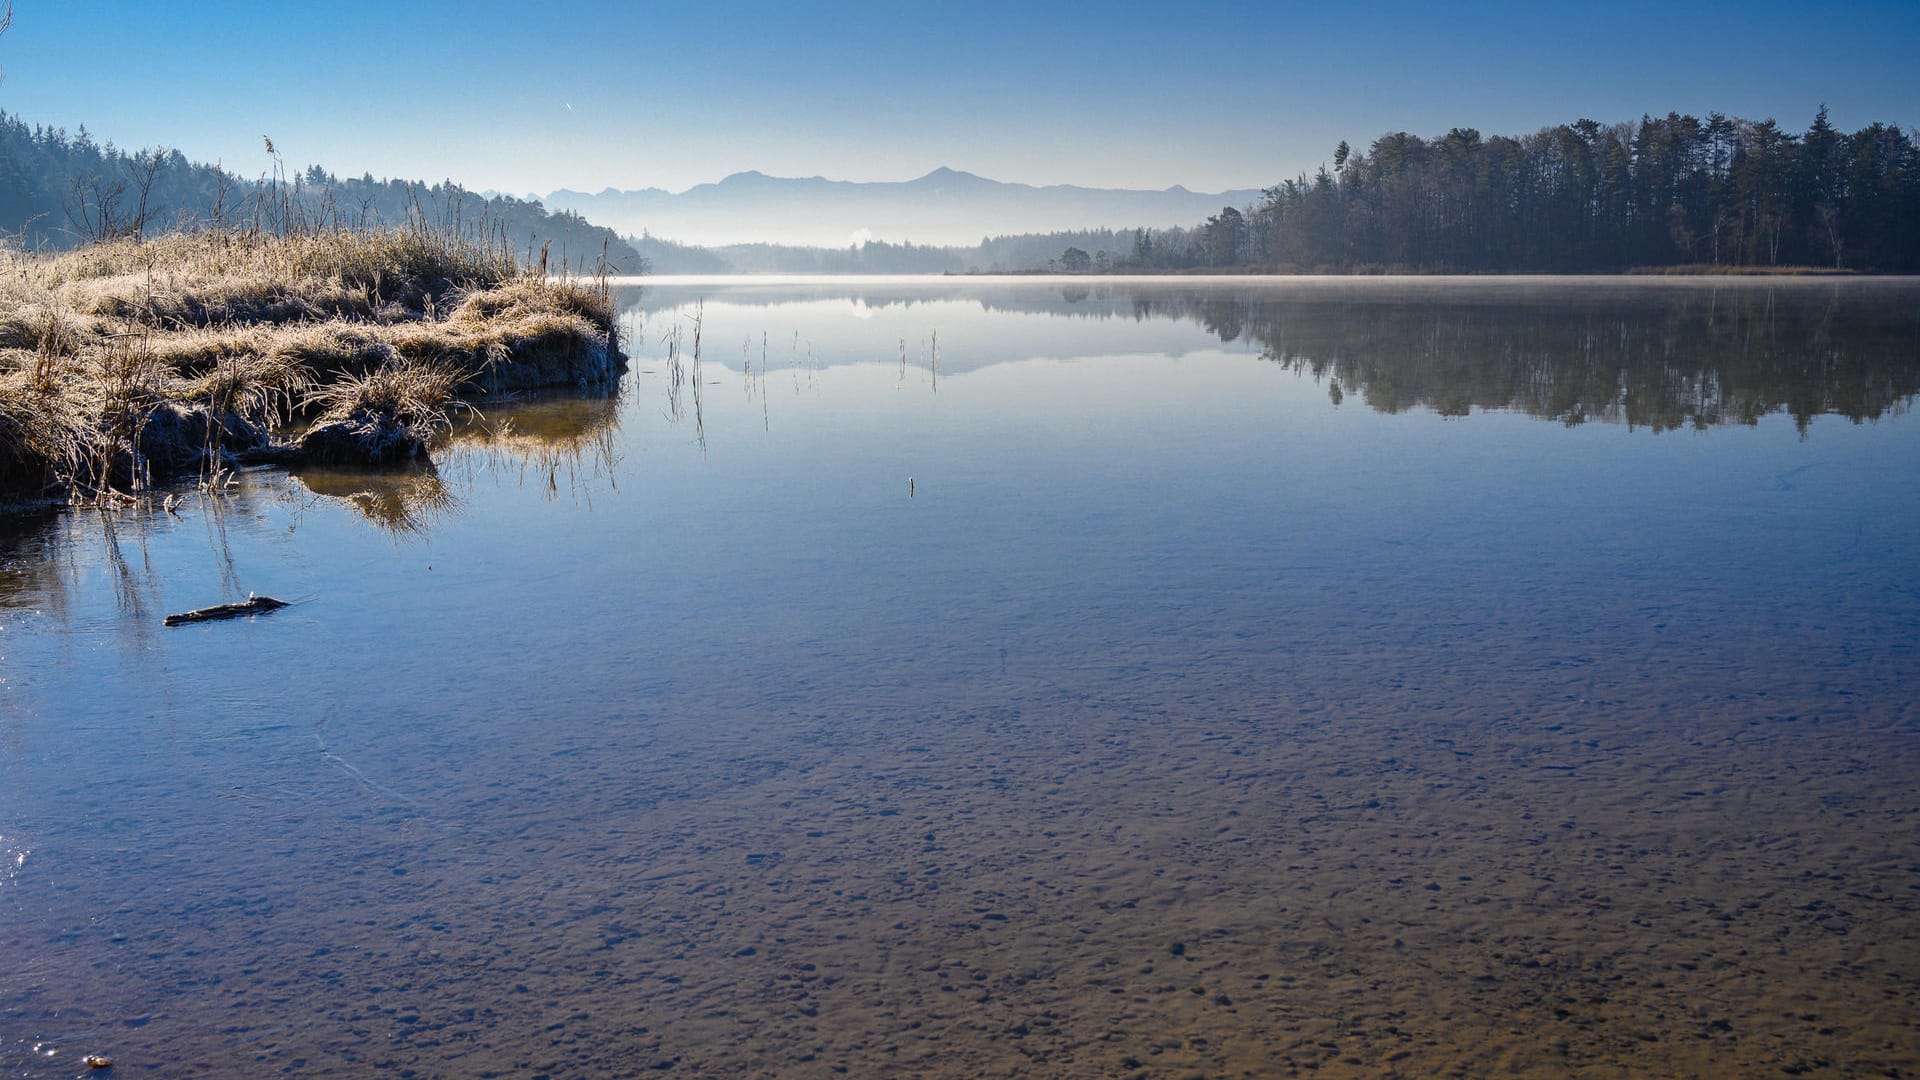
[0,227,624,506]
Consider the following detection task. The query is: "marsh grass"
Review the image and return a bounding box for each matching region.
[307,356,467,432]
[0,378,82,494]
[689,303,706,450]
[0,227,622,502]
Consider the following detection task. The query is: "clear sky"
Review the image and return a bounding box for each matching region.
[2,1,1915,196]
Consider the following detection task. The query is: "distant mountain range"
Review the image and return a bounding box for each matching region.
[541,168,1266,247]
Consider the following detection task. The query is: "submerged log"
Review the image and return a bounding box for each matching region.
[163,594,290,627]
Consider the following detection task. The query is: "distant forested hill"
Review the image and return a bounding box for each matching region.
[546,168,1265,249]
[1128,110,1920,273]
[0,112,647,272]
[641,111,1920,275]
[626,111,1920,276]
[637,229,1155,274]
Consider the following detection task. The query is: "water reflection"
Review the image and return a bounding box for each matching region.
[631,277,1920,433]
[95,510,160,623]
[0,280,1916,1078]
[287,389,626,533]
[0,509,61,613]
[262,278,1920,541]
[1129,284,1920,432]
[445,390,624,502]
[293,463,457,536]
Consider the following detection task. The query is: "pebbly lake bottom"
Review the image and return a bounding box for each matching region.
[1,278,1917,1077]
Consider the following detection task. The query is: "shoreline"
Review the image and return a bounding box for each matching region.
[944,264,1867,277]
[614,269,1916,284]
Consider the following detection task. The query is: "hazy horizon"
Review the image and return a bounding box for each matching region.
[538,167,1273,248]
[536,165,1241,201]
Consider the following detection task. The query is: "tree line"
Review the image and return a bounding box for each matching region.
[1111,110,1920,273]
[636,227,1142,274]
[0,112,648,271]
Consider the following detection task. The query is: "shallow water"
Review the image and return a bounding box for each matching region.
[2,277,1918,1077]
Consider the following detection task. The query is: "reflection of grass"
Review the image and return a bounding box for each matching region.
[286,384,626,531]
[459,392,621,452]
[0,507,66,612]
[656,304,707,449]
[450,391,624,501]
[294,463,458,536]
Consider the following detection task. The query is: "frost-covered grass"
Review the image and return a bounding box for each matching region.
[0,228,620,500]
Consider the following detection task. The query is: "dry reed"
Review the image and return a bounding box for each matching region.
[0,227,622,502]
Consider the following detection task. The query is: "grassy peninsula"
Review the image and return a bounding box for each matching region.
[0,228,623,504]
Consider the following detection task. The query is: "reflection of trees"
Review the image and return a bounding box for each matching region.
[622,279,1920,431]
[1210,287,1916,432]
[998,282,1919,432]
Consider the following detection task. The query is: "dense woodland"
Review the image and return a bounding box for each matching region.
[0,112,648,271]
[693,238,965,274]
[1128,110,1920,273]
[634,111,1920,276]
[636,229,1129,274]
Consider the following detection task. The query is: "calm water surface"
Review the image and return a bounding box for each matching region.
[2,277,1918,1077]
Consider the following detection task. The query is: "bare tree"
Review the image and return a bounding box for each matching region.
[123,147,169,239]
[0,2,13,85]
[210,163,233,227]
[66,173,127,242]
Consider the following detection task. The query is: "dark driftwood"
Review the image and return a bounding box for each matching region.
[164,595,289,627]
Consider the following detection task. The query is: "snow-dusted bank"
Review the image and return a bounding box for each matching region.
[0,228,623,504]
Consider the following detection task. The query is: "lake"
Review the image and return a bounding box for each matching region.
[3,276,1918,1077]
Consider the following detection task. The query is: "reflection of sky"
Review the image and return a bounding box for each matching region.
[618,277,1920,428]
[6,280,1917,663]
[1,282,1917,1074]
[629,295,1256,382]
[2,282,1917,788]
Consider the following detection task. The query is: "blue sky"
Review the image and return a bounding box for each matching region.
[2,1,1915,195]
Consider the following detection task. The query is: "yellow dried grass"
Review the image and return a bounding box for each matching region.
[0,228,620,498]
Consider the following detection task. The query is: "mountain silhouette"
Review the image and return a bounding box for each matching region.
[544,169,1264,247]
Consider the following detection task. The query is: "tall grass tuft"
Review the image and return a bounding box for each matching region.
[305,356,467,433]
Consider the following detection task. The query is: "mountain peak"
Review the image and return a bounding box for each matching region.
[913,166,987,185]
[543,172,1270,246]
